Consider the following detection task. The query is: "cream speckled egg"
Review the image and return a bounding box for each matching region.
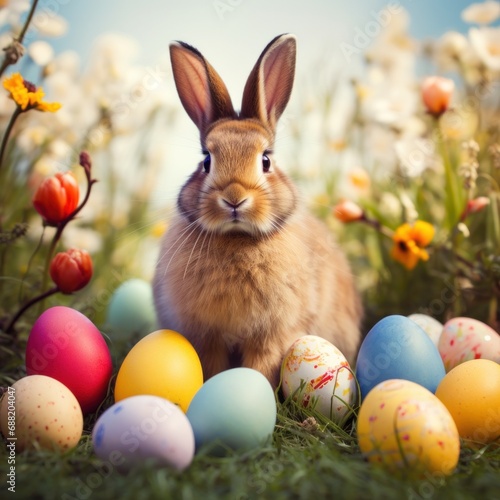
[408,314,443,347]
[0,375,83,452]
[438,317,500,372]
[281,335,357,424]
[357,379,460,476]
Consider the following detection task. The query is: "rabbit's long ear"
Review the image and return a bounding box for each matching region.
[170,41,235,136]
[240,34,296,128]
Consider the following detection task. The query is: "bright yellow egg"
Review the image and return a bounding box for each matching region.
[114,330,203,412]
[357,379,460,476]
[435,359,500,444]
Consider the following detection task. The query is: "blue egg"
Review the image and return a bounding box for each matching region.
[356,315,445,399]
[186,368,276,454]
[105,279,158,339]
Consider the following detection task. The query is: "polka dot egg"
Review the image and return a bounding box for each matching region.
[0,375,83,452]
[438,317,500,372]
[357,379,460,476]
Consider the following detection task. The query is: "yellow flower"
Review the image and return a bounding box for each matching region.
[3,73,61,112]
[391,220,435,270]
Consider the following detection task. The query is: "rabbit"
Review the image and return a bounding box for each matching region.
[153,34,363,388]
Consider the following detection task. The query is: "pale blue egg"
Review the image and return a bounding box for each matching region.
[105,279,157,339]
[356,315,446,400]
[186,368,276,454]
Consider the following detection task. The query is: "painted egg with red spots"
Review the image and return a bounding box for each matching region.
[0,375,83,452]
[438,317,500,372]
[357,379,459,476]
[281,335,357,424]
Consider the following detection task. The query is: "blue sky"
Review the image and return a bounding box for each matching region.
[50,0,478,87]
[20,0,493,198]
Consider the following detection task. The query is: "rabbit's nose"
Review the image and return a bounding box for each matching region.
[220,184,250,214]
[222,198,248,217]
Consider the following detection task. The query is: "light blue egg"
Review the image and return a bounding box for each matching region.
[356,315,445,400]
[105,279,158,339]
[186,368,276,454]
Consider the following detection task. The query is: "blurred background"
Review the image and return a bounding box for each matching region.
[1,0,499,333]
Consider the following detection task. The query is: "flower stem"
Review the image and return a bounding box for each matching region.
[38,166,97,311]
[0,107,22,172]
[5,286,58,334]
[0,0,40,78]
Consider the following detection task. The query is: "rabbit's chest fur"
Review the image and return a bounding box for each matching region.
[154,213,320,346]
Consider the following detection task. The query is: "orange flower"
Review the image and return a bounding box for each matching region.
[333,200,364,222]
[50,248,93,293]
[421,76,454,117]
[391,220,435,270]
[3,72,61,112]
[33,172,79,225]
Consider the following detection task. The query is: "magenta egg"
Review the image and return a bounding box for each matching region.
[26,306,113,414]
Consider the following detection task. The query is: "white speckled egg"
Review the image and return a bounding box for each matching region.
[438,317,500,371]
[408,314,443,347]
[281,335,357,424]
[0,375,83,452]
[92,395,195,472]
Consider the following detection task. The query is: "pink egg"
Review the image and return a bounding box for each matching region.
[438,317,500,372]
[26,306,113,414]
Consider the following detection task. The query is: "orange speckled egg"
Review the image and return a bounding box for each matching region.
[357,379,460,476]
[435,359,500,444]
[0,375,83,452]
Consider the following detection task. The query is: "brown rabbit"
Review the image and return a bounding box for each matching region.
[153,34,362,387]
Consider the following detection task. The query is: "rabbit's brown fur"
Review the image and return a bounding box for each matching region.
[153,34,362,387]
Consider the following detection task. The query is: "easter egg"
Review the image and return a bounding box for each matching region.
[92,395,195,472]
[106,279,157,339]
[438,317,500,371]
[114,329,203,412]
[435,359,500,444]
[407,313,443,346]
[357,379,460,476]
[0,375,83,452]
[356,315,445,399]
[186,368,276,453]
[26,306,113,414]
[281,335,357,424]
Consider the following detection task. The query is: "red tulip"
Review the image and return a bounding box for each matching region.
[461,196,490,220]
[50,248,93,293]
[421,76,454,117]
[33,172,79,225]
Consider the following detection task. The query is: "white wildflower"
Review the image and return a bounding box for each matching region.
[469,26,500,71]
[462,0,500,24]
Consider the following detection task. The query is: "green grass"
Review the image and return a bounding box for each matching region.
[1,373,499,500]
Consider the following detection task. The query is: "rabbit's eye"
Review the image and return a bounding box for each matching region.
[262,154,271,173]
[203,153,211,173]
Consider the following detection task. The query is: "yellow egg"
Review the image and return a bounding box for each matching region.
[114,329,203,412]
[435,359,500,444]
[0,375,83,452]
[357,379,460,476]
